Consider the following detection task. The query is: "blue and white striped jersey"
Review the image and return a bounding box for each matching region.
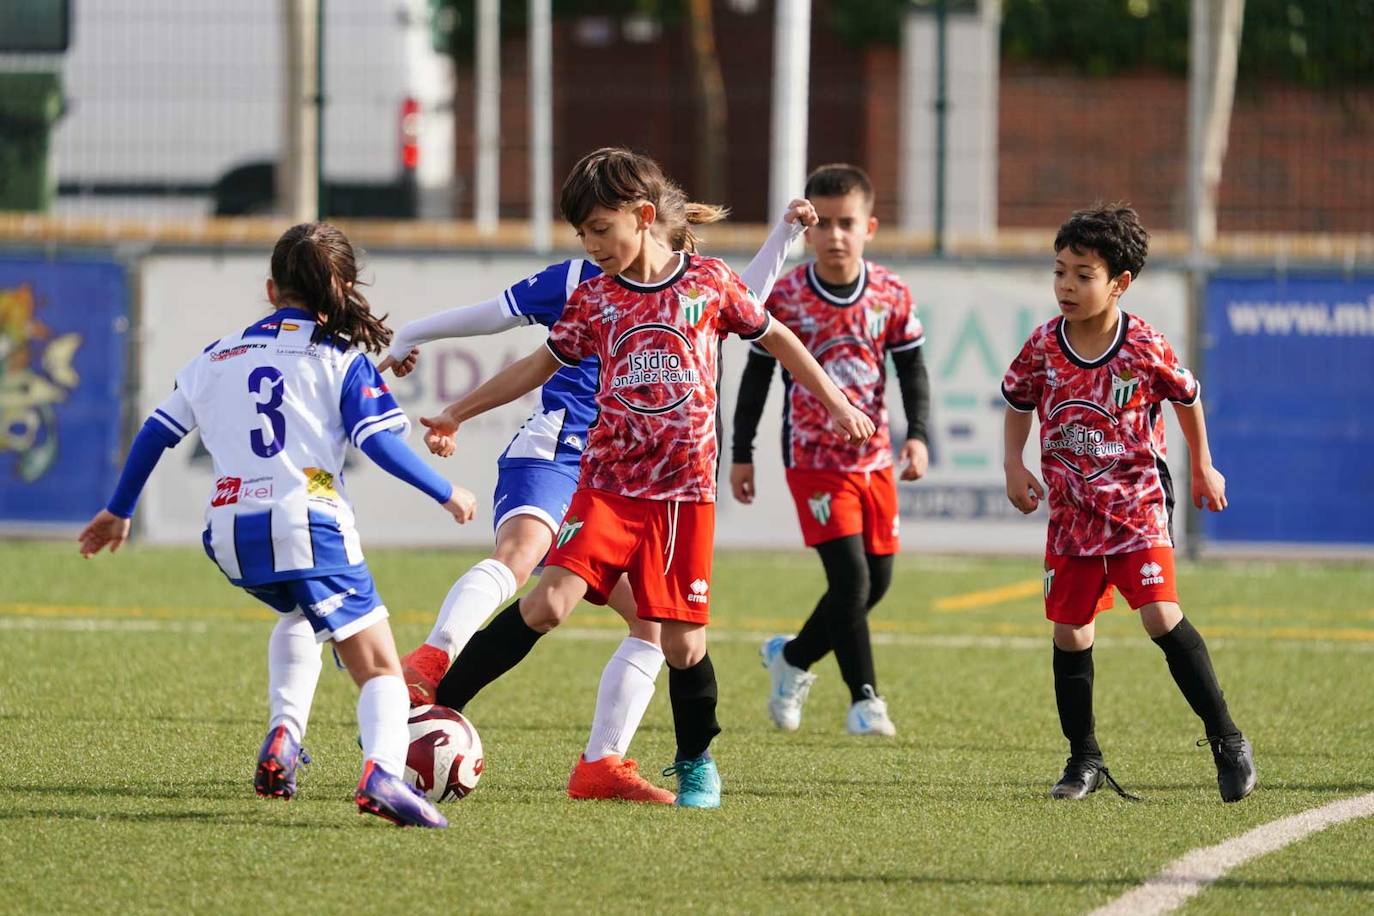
[496,258,603,477]
[149,307,409,586]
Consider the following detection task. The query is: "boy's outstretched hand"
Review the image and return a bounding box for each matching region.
[78,509,131,558]
[1005,464,1045,514]
[444,486,478,524]
[1192,463,1228,511]
[377,347,420,377]
[419,409,460,457]
[782,198,818,228]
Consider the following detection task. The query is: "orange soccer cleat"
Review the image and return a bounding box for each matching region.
[567,754,676,804]
[401,643,450,707]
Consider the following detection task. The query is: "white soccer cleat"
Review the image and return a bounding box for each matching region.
[846,686,897,736]
[760,635,817,732]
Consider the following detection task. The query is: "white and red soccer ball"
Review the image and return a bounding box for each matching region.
[404,705,483,802]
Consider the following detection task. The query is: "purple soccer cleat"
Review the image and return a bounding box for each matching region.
[355,760,448,828]
[254,724,311,800]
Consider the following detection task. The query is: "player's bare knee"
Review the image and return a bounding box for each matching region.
[659,624,706,668]
[1138,601,1182,638]
[662,641,704,668]
[1053,622,1094,651]
[518,592,571,633]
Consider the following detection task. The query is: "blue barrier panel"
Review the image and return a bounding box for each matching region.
[0,256,128,525]
[1203,273,1374,545]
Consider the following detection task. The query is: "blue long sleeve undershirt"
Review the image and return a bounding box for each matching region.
[359,429,453,504]
[107,419,180,518]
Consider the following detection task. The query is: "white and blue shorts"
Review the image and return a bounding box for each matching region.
[244,566,387,643]
[491,463,578,535]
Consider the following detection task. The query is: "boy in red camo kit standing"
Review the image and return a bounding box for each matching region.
[1002,203,1256,802]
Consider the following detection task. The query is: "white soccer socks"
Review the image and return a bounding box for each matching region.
[266,612,323,742]
[357,674,410,777]
[426,558,518,661]
[584,636,666,762]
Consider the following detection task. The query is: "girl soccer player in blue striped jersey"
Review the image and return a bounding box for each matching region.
[79,222,476,828]
[378,197,815,803]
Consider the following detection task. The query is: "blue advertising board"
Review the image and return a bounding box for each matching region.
[0,256,128,526]
[1203,273,1374,545]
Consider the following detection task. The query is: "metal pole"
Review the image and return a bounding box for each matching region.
[933,0,948,256]
[529,0,552,252]
[315,0,325,219]
[280,0,319,222]
[1187,0,1210,256]
[768,0,810,222]
[1184,0,1211,559]
[474,0,500,235]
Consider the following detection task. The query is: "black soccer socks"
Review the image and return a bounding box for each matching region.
[1152,616,1239,739]
[1052,643,1102,760]
[669,652,721,761]
[435,600,543,711]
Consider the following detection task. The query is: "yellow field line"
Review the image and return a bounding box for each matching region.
[933,579,1044,612]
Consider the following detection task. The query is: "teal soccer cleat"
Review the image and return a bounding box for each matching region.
[663,756,721,809]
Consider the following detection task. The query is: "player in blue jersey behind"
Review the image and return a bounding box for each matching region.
[379,200,815,803]
[79,222,477,828]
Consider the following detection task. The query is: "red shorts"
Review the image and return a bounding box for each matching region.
[1043,546,1180,626]
[785,466,899,555]
[544,487,716,625]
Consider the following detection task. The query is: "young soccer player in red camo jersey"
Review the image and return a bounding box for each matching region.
[420,148,875,807]
[732,164,930,736]
[1002,204,1256,802]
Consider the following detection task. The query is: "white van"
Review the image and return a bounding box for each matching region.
[5,0,455,219]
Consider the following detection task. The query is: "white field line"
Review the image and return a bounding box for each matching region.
[1090,792,1374,916]
[4,614,1373,654]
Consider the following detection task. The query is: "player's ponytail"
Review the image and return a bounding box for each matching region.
[560,147,728,254]
[269,222,393,354]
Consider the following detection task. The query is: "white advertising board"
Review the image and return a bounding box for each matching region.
[138,254,1188,554]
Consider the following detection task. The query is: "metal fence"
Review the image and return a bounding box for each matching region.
[0,0,1370,240]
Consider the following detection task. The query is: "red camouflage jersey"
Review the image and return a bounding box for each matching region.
[1001,311,1199,556]
[546,253,770,502]
[758,261,924,471]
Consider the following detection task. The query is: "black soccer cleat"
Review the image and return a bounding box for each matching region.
[1050,756,1106,799]
[1050,756,1142,801]
[1205,733,1257,802]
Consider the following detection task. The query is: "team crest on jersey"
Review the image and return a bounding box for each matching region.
[864,302,888,339]
[556,516,584,548]
[1112,369,1140,409]
[678,287,709,326]
[808,491,832,525]
[304,467,338,500]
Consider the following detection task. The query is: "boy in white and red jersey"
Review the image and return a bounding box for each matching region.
[732,164,930,736]
[419,148,874,808]
[1002,204,1255,803]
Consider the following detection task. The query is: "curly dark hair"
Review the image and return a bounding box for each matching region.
[1054,204,1150,279]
